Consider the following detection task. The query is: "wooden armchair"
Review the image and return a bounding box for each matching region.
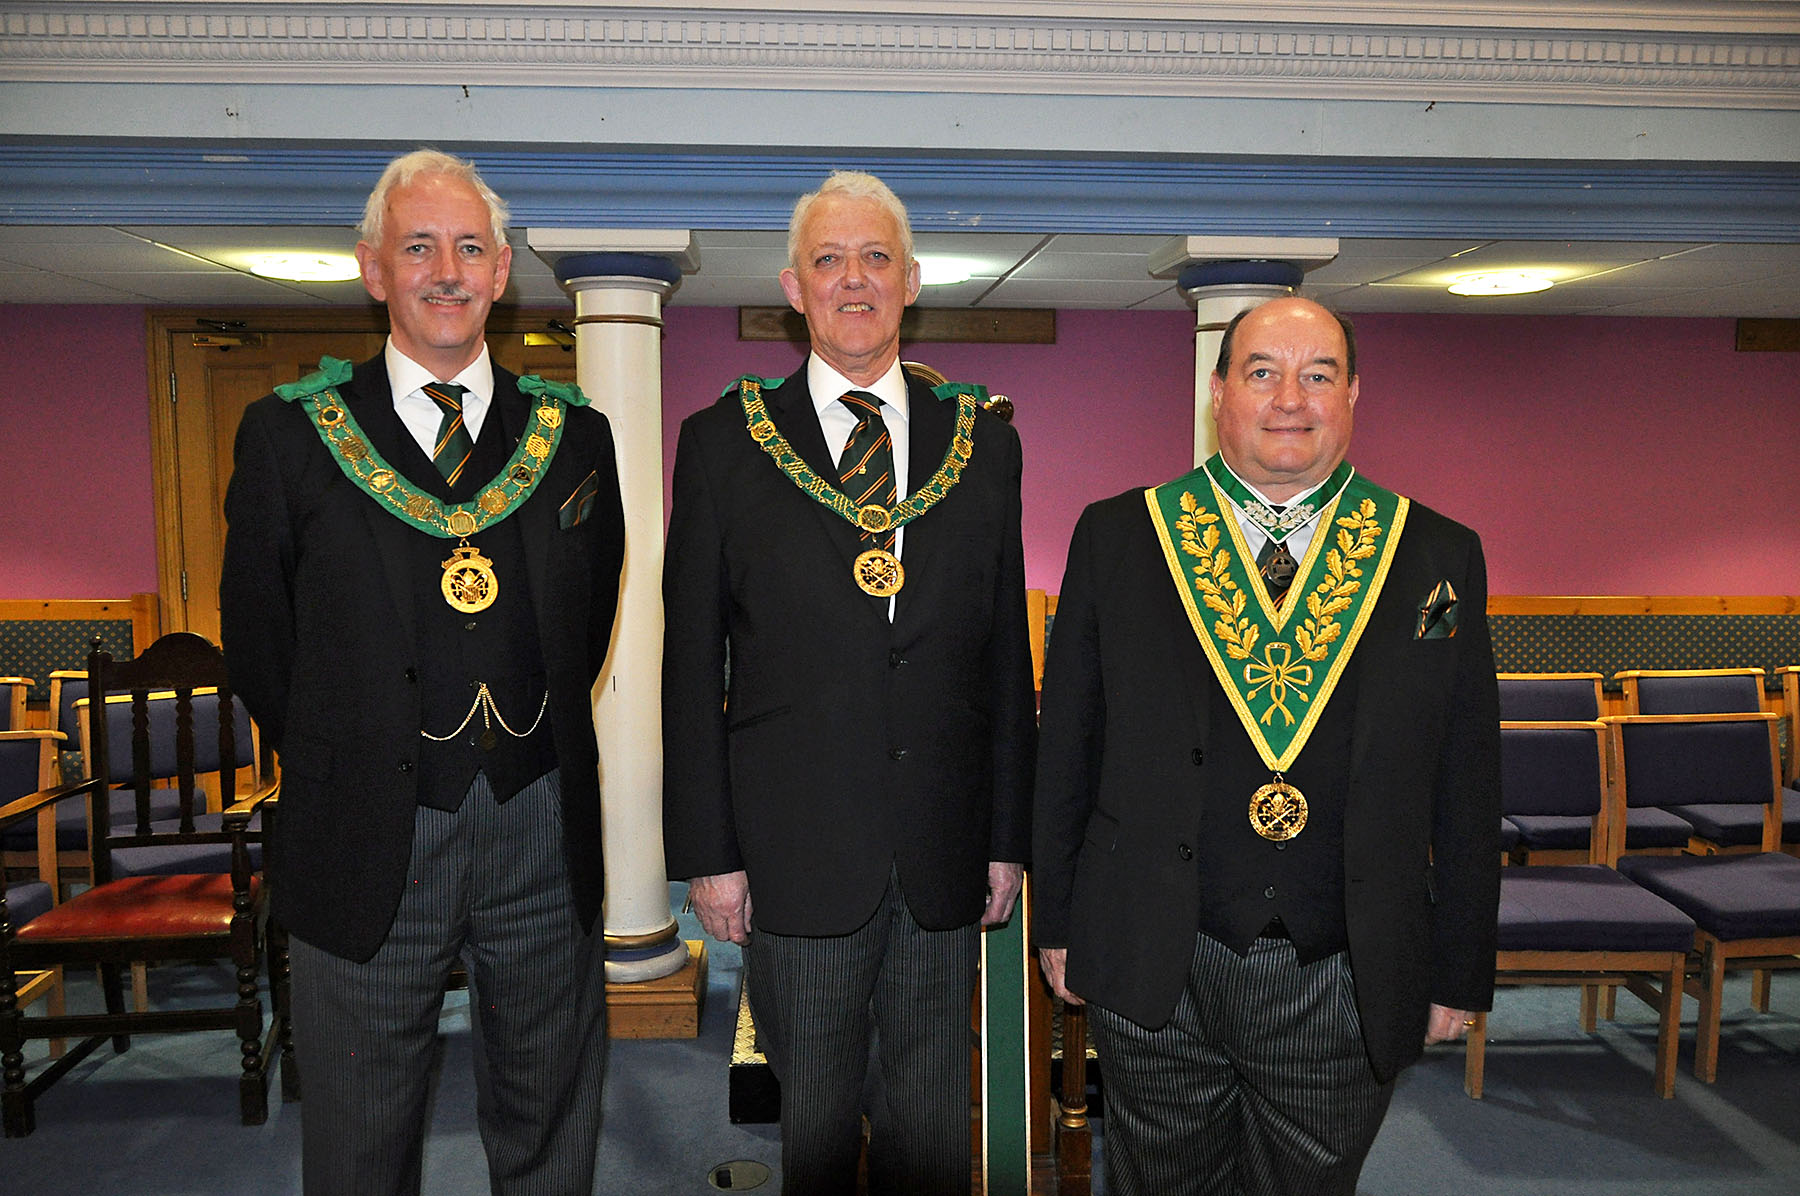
[1466,721,1694,1098]
[1611,712,1800,1083]
[1613,668,1800,855]
[0,633,286,1137]
[1,731,67,1059]
[0,677,28,731]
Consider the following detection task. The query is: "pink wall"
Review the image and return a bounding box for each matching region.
[1344,314,1800,594]
[0,305,158,598]
[4,304,1798,602]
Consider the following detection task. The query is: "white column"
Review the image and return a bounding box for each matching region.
[529,232,699,983]
[1149,237,1340,468]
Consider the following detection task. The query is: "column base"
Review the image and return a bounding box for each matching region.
[605,939,707,1038]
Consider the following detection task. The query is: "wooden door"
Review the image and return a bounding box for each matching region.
[149,310,577,642]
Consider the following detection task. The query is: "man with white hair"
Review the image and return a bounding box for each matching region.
[663,170,1036,1194]
[222,148,623,1195]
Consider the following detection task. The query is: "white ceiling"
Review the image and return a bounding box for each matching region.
[1,225,1796,318]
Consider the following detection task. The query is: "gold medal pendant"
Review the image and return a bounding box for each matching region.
[442,543,499,613]
[853,548,905,597]
[1248,776,1307,841]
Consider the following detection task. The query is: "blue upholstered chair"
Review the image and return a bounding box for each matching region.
[0,732,66,1055]
[1617,667,1765,715]
[1610,712,1800,1083]
[1494,674,1607,866]
[1497,672,1604,722]
[0,633,284,1137]
[1616,667,1800,854]
[1504,681,1695,861]
[0,677,29,731]
[1465,721,1696,1099]
[73,687,265,878]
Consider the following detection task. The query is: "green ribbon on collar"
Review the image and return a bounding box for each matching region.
[278,356,579,540]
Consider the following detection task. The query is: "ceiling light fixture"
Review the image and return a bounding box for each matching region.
[1447,271,1555,297]
[915,256,982,286]
[248,253,360,282]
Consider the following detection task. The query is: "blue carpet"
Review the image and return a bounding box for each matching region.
[6,889,1798,1194]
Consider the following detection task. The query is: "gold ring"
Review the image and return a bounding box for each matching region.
[1462,1018,1477,1027]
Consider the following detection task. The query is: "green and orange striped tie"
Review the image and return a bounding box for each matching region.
[837,391,896,551]
[423,381,474,487]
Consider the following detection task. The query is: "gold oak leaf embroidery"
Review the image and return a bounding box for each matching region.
[1295,499,1383,661]
[1178,493,1258,659]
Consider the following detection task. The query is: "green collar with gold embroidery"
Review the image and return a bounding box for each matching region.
[1145,455,1409,770]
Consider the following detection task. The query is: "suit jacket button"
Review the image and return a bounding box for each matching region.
[404,667,418,683]
[889,650,905,668]
[888,748,907,761]
[1264,885,1277,899]
[1190,747,1204,766]
[398,760,414,773]
[1177,843,1192,860]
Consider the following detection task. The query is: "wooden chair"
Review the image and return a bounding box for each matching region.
[1617,667,1800,854]
[0,730,65,884]
[1617,667,1766,716]
[1505,710,1694,865]
[1496,672,1603,722]
[1495,673,1606,865]
[0,632,286,1137]
[0,732,66,1058]
[1466,721,1695,1098]
[0,677,29,731]
[1610,712,1800,1083]
[1781,666,1800,857]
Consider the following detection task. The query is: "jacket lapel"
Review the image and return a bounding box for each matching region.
[339,358,419,649]
[765,367,872,586]
[891,371,952,634]
[497,369,559,644]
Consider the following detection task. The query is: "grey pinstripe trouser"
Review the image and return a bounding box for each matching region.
[1090,934,1393,1196]
[289,770,607,1196]
[747,869,979,1196]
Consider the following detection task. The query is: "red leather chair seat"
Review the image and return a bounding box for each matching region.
[14,873,258,941]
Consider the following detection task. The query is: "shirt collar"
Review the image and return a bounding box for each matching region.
[807,354,909,424]
[384,339,496,406]
[1218,454,1334,524]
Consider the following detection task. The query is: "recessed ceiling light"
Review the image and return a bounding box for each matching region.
[916,256,982,286]
[1447,271,1555,296]
[248,253,360,282]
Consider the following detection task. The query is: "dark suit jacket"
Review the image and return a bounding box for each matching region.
[1033,481,1501,1082]
[220,355,625,962]
[661,363,1036,936]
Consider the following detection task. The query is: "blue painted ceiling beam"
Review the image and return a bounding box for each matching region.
[2,144,1796,241]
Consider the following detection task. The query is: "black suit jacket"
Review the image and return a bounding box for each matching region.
[1033,482,1501,1081]
[221,354,625,962]
[661,363,1036,936]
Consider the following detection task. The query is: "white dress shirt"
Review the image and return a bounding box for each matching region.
[808,354,911,619]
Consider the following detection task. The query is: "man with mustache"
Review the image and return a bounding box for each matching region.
[662,170,1036,1194]
[221,149,624,1195]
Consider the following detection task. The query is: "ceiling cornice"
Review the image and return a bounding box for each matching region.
[4,2,1798,108]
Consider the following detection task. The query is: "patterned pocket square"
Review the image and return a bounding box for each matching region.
[559,470,600,530]
[1415,580,1460,639]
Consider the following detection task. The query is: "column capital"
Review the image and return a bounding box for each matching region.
[526,229,700,293]
[1150,235,1339,308]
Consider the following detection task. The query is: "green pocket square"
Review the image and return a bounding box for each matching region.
[559,470,600,530]
[1415,580,1460,639]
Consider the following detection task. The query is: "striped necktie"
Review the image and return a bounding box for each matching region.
[836,392,897,552]
[423,381,473,487]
